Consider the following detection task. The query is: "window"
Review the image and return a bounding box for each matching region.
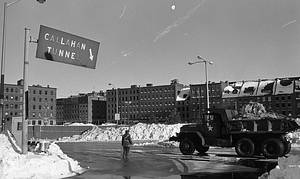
[17,122,22,130]
[33,90,36,94]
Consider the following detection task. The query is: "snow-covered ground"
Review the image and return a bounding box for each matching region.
[1,122,300,179]
[0,130,85,179]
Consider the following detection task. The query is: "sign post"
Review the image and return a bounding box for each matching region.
[22,28,30,154]
[36,25,100,69]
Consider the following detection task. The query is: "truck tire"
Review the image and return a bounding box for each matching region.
[196,145,209,154]
[283,141,291,156]
[235,138,255,157]
[180,138,195,155]
[261,138,284,159]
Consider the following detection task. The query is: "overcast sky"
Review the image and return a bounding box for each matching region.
[0,0,299,97]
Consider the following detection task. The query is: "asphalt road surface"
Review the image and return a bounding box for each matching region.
[58,141,291,179]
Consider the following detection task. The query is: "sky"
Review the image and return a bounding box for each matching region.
[0,0,299,98]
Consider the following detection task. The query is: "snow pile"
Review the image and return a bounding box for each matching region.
[57,123,185,142]
[236,102,288,120]
[0,131,85,179]
[259,155,300,179]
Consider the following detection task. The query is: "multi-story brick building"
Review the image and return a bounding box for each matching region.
[106,81,184,124]
[2,79,57,125]
[177,81,227,122]
[177,77,300,123]
[56,91,106,125]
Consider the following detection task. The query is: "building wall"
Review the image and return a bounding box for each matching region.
[28,84,57,125]
[2,80,57,126]
[56,91,106,124]
[106,83,184,123]
[179,77,300,123]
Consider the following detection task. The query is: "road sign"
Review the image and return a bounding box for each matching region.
[36,25,100,69]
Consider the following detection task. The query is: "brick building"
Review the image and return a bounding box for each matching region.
[177,77,300,123]
[2,79,57,125]
[56,91,106,125]
[106,81,184,124]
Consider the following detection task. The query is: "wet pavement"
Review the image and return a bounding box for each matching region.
[57,142,295,179]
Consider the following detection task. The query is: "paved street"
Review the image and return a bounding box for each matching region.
[58,141,283,179]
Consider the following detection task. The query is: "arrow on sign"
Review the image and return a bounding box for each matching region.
[89,48,94,61]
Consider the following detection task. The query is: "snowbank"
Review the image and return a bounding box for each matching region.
[2,122,300,179]
[0,131,85,179]
[57,123,185,142]
[259,155,300,179]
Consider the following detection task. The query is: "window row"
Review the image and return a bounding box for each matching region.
[5,104,22,109]
[32,97,54,103]
[31,112,54,118]
[5,87,23,94]
[32,89,54,95]
[32,105,54,110]
[5,95,22,101]
[28,120,54,126]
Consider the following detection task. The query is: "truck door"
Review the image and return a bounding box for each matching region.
[203,113,222,137]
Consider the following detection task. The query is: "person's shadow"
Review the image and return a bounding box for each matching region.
[123,176,131,179]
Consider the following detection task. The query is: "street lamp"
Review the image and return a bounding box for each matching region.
[108,83,119,125]
[0,0,46,131]
[188,56,213,110]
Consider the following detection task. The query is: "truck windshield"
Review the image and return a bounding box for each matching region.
[204,114,214,122]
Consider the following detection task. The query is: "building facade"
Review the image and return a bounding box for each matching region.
[106,82,184,124]
[2,80,57,125]
[177,77,300,123]
[56,91,106,125]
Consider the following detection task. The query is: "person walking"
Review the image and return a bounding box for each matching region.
[122,129,133,159]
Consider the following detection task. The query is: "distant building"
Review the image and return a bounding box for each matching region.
[56,91,106,125]
[2,79,57,125]
[177,81,227,122]
[177,77,300,122]
[106,81,185,124]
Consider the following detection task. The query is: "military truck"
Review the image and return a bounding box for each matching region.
[170,108,300,159]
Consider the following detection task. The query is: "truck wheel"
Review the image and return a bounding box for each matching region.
[196,145,209,154]
[235,138,255,157]
[283,141,291,156]
[180,138,195,155]
[261,138,284,159]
